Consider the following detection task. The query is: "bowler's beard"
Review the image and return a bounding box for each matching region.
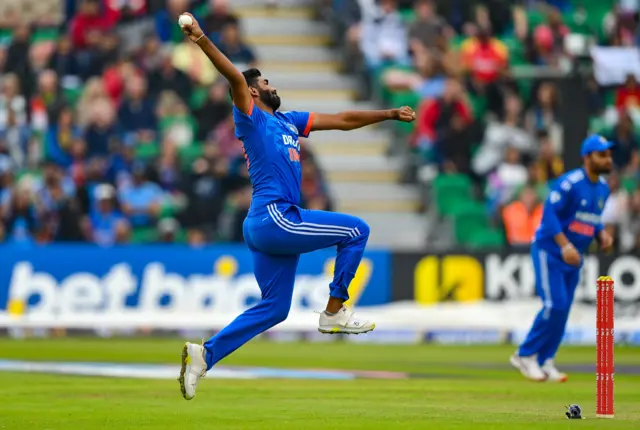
[259,89,281,111]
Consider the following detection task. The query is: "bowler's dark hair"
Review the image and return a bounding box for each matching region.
[229,68,262,100]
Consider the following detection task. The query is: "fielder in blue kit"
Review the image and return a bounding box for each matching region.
[511,135,614,382]
[176,14,416,400]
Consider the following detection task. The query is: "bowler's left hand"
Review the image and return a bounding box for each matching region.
[598,230,613,252]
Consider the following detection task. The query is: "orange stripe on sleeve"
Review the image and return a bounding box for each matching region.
[303,112,315,136]
[247,100,254,116]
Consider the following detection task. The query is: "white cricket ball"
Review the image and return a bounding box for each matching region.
[178,14,193,27]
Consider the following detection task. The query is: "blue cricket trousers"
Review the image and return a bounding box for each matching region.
[518,243,581,364]
[203,202,370,369]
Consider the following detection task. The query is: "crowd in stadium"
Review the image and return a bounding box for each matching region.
[0,0,333,246]
[1,0,640,252]
[329,0,640,252]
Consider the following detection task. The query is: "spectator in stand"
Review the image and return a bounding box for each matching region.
[138,33,170,74]
[156,91,196,149]
[204,0,238,42]
[217,17,258,69]
[526,81,562,152]
[45,106,81,167]
[602,171,631,252]
[0,74,27,129]
[3,186,38,244]
[208,114,243,162]
[533,129,564,183]
[69,0,115,50]
[414,78,473,160]
[502,185,543,247]
[408,0,446,52]
[436,111,476,174]
[3,24,33,98]
[48,36,81,84]
[382,44,447,99]
[0,109,31,170]
[359,0,410,72]
[615,74,640,110]
[156,0,197,44]
[83,183,130,247]
[195,80,232,141]
[84,97,118,158]
[117,74,157,144]
[301,153,332,211]
[460,26,509,117]
[148,51,193,105]
[76,77,111,127]
[118,161,164,228]
[116,5,156,58]
[30,70,66,132]
[157,217,180,243]
[486,145,529,214]
[607,108,639,171]
[473,93,534,177]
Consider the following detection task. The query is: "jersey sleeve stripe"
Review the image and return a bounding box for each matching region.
[247,100,254,116]
[303,112,315,136]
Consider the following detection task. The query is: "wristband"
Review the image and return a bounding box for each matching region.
[194,33,205,43]
[561,244,573,252]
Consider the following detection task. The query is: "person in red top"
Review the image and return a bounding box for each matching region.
[415,78,473,145]
[460,27,509,85]
[69,0,115,50]
[615,74,640,109]
[460,26,510,117]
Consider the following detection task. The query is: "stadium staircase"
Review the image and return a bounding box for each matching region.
[232,0,427,249]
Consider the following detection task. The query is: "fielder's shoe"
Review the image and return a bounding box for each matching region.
[510,352,547,382]
[542,359,568,382]
[318,306,375,334]
[178,342,207,400]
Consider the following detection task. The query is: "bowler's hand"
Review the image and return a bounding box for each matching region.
[393,106,416,123]
[180,12,205,43]
[561,243,581,267]
[598,230,613,252]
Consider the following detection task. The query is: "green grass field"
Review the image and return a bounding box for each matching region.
[1,338,639,429]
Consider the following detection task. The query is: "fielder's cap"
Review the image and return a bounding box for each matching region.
[580,134,614,157]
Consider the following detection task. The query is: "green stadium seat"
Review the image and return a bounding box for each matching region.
[178,144,204,169]
[466,227,506,249]
[449,200,490,245]
[32,28,60,43]
[399,9,416,24]
[190,87,209,110]
[432,174,473,216]
[131,226,158,244]
[135,143,160,161]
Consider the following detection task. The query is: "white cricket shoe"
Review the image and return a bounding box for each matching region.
[178,342,207,400]
[318,306,375,334]
[510,353,547,382]
[542,359,568,382]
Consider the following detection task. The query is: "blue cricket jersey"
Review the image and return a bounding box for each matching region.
[534,168,610,261]
[233,100,314,217]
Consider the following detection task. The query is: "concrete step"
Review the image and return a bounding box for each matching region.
[309,141,387,157]
[242,17,329,37]
[326,170,400,183]
[308,129,391,144]
[336,200,420,213]
[234,7,315,19]
[281,100,376,113]
[260,61,341,73]
[277,89,355,101]
[254,46,336,63]
[329,183,418,201]
[246,34,330,46]
[317,155,400,171]
[351,212,427,249]
[231,0,316,7]
[257,71,354,91]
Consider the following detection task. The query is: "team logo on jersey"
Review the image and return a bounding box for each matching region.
[285,123,298,135]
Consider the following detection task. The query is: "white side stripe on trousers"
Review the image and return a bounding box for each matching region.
[267,204,358,238]
[538,249,553,319]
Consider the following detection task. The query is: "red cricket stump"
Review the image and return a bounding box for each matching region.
[596,276,615,418]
